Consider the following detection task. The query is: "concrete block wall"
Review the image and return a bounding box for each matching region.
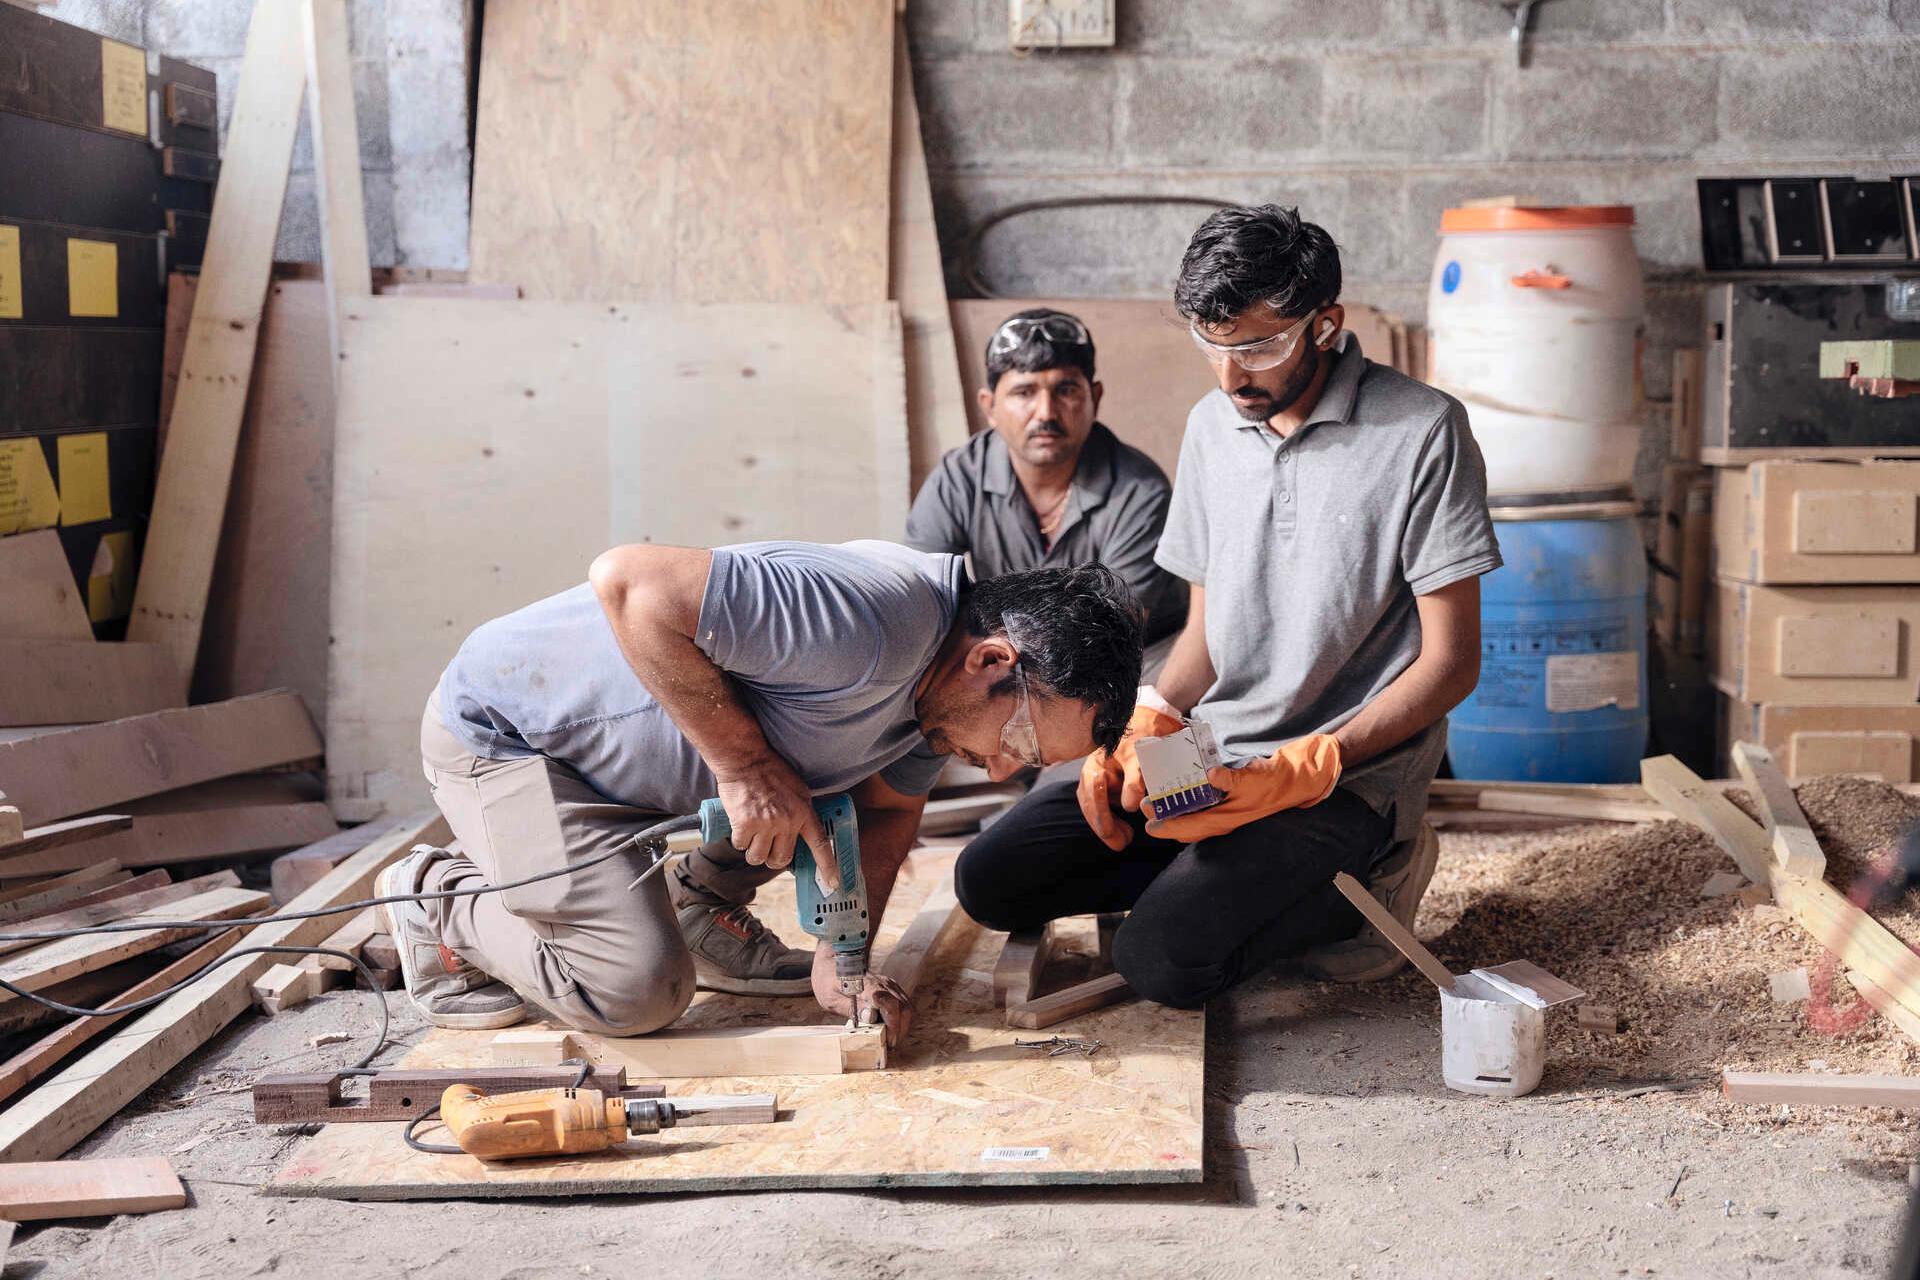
[43,0,472,269]
[909,0,1920,437]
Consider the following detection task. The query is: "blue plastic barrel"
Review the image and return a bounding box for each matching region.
[1447,506,1649,783]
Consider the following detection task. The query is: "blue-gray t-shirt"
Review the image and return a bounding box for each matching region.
[433,540,965,814]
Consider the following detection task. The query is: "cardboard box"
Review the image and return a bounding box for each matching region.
[1715,461,1920,584]
[1710,579,1920,705]
[1719,696,1920,782]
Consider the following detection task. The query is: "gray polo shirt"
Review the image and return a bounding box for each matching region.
[433,540,961,815]
[906,423,1187,644]
[1154,334,1500,841]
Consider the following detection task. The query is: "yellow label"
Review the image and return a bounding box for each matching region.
[0,225,20,320]
[56,432,112,525]
[99,38,148,135]
[67,238,118,317]
[87,530,136,622]
[0,440,61,534]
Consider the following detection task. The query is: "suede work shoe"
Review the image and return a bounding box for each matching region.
[375,846,527,1030]
[676,902,815,997]
[1302,822,1441,984]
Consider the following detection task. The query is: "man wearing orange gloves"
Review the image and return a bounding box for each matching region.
[955,205,1499,1006]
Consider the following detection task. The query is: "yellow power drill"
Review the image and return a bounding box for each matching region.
[438,1084,766,1161]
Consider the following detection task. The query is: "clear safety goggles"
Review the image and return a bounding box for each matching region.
[988,313,1091,359]
[1000,661,1044,768]
[1188,311,1314,372]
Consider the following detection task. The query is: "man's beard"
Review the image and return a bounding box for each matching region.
[1228,342,1322,424]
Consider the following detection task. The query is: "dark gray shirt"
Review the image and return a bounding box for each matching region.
[434,540,962,814]
[906,423,1187,644]
[1154,335,1501,841]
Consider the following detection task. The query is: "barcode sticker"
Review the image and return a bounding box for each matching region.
[981,1146,1050,1162]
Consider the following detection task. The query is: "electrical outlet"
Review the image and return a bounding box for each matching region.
[1009,0,1115,49]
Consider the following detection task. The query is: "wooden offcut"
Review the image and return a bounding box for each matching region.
[992,923,1056,1007]
[0,530,91,639]
[1006,972,1132,1030]
[251,962,317,1015]
[127,0,307,690]
[1331,872,1454,990]
[0,1157,184,1221]
[1730,740,1827,878]
[467,0,893,305]
[874,880,963,998]
[0,640,178,726]
[1722,1070,1920,1108]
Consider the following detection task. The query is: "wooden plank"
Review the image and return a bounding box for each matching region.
[1331,872,1455,991]
[1730,740,1827,878]
[0,816,133,861]
[0,962,165,1040]
[0,871,231,958]
[1722,1070,1920,1108]
[268,860,1204,1197]
[0,530,90,639]
[0,931,241,1109]
[1475,790,1664,823]
[325,297,907,817]
[0,870,169,928]
[126,0,307,690]
[0,1157,184,1220]
[875,882,965,999]
[253,1066,638,1124]
[1640,754,1774,886]
[0,641,179,726]
[0,885,267,999]
[1006,972,1132,1030]
[300,0,370,366]
[0,692,322,825]
[1428,779,1651,805]
[271,817,402,904]
[1847,971,1920,1046]
[467,0,893,305]
[492,1024,886,1078]
[250,962,315,1015]
[889,21,968,491]
[0,779,336,879]
[0,811,448,1162]
[1774,872,1920,1027]
[0,863,128,917]
[312,907,379,971]
[992,924,1056,1008]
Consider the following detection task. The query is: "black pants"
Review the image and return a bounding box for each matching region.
[955,780,1394,1009]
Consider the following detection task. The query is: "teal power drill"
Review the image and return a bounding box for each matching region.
[694,794,870,1003]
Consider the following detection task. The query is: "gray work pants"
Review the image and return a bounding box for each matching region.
[418,697,774,1035]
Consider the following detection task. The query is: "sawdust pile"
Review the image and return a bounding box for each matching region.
[1419,777,1920,1121]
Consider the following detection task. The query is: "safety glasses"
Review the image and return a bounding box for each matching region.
[1188,311,1314,372]
[988,313,1091,359]
[1000,662,1044,768]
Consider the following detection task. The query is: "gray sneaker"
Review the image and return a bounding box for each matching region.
[677,902,814,996]
[375,846,527,1030]
[1302,823,1441,984]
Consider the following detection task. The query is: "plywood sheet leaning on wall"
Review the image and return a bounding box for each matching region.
[467,0,893,305]
[268,854,1204,1197]
[326,296,908,817]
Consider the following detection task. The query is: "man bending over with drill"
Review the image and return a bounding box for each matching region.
[377,541,1142,1043]
[956,205,1499,1006]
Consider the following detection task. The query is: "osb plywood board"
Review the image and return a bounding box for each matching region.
[468,0,893,305]
[325,295,907,819]
[268,855,1203,1197]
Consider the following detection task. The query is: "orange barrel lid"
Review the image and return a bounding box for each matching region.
[1440,205,1635,233]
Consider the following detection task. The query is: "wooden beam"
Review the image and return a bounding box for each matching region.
[1005,972,1132,1030]
[127,0,307,689]
[312,907,380,972]
[874,881,963,999]
[252,1065,640,1124]
[0,931,241,1109]
[0,862,127,917]
[1730,740,1827,879]
[492,1023,887,1078]
[250,962,316,1015]
[0,885,267,998]
[992,923,1055,1007]
[0,811,447,1162]
[0,1157,184,1220]
[1847,971,1920,1046]
[0,816,133,861]
[0,871,236,958]
[0,692,322,825]
[0,783,336,879]
[270,817,402,905]
[1475,790,1664,823]
[1640,755,1774,887]
[1722,1070,1920,1108]
[0,640,178,727]
[300,0,371,368]
[1331,871,1456,991]
[0,530,91,639]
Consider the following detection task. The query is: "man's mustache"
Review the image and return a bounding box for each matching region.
[1025,420,1068,437]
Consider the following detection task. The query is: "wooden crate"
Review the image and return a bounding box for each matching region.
[1714,461,1920,584]
[1711,580,1920,705]
[1719,696,1920,782]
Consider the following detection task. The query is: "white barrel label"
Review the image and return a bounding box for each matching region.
[1543,652,1640,713]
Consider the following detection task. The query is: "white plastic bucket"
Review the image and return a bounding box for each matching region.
[1439,972,1546,1098]
[1465,399,1641,499]
[1428,205,1644,500]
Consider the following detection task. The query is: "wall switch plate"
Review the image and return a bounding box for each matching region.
[1010,0,1115,48]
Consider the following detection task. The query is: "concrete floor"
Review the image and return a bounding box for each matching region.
[8,963,1910,1280]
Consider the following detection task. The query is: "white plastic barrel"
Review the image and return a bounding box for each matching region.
[1427,205,1644,501]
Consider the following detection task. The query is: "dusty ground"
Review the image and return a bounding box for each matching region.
[9,786,1918,1279]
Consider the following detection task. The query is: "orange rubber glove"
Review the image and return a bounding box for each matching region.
[1078,702,1184,851]
[1144,734,1343,844]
